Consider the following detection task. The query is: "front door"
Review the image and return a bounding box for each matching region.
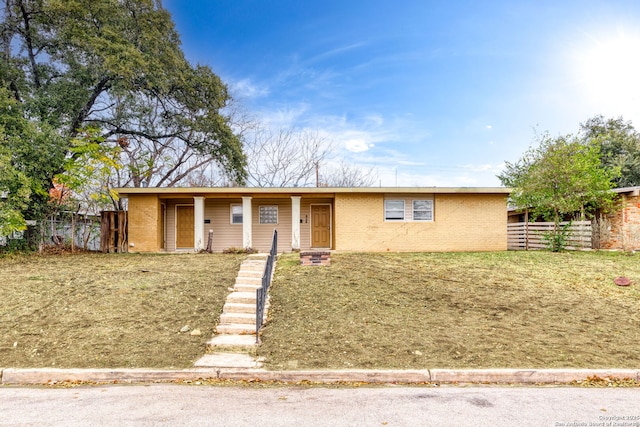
[176,205,194,248]
[311,205,331,248]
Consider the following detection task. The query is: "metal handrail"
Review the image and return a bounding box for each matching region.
[256,229,278,343]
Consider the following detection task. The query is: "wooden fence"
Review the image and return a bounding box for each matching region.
[100,211,128,253]
[507,221,593,250]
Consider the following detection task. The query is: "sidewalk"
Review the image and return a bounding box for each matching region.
[2,367,639,386]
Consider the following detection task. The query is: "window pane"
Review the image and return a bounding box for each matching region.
[260,206,278,224]
[413,210,432,220]
[412,200,433,221]
[231,205,243,224]
[385,200,405,220]
[386,200,404,210]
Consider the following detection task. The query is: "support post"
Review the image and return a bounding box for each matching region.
[194,196,205,252]
[291,196,301,250]
[242,196,253,249]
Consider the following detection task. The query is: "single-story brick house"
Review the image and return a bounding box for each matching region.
[113,187,511,253]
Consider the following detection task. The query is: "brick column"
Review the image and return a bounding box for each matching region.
[194,196,205,251]
[242,196,252,249]
[291,196,301,250]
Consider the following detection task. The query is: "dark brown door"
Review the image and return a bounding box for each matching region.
[176,206,194,248]
[311,205,331,248]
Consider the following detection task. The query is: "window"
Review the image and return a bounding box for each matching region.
[230,204,243,224]
[412,200,433,221]
[259,205,278,224]
[384,200,405,221]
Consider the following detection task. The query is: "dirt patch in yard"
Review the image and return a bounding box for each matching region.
[0,253,243,368]
[259,251,640,370]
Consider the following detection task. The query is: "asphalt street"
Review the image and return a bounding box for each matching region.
[1,384,639,426]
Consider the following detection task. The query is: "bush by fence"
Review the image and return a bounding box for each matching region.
[507,221,592,250]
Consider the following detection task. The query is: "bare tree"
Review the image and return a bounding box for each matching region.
[320,161,378,187]
[244,127,334,187]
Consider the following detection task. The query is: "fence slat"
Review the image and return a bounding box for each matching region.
[100,211,128,253]
[507,221,592,250]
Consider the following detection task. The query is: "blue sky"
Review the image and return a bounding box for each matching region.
[163,0,640,187]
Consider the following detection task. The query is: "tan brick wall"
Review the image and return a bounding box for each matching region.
[127,194,161,252]
[334,193,507,252]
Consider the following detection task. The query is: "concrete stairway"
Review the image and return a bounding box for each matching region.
[194,253,271,368]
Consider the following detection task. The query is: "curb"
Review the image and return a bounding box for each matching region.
[2,367,639,386]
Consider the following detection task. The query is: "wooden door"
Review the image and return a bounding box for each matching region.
[311,205,331,248]
[176,206,194,248]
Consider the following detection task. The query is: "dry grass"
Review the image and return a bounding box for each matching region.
[259,251,640,370]
[4,250,640,371]
[0,252,244,368]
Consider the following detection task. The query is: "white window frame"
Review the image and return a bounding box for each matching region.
[230,203,243,224]
[412,199,434,221]
[259,205,278,224]
[384,200,405,221]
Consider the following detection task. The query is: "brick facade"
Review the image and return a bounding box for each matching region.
[334,193,508,252]
[600,193,640,251]
[118,187,510,253]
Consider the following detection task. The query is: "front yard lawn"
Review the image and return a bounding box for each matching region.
[3,250,639,371]
[258,251,640,370]
[0,253,244,368]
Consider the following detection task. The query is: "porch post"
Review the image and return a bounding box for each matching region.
[291,196,301,250]
[193,196,205,251]
[242,196,252,249]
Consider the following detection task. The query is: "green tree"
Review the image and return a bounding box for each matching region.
[580,115,640,187]
[1,0,246,216]
[0,144,32,236]
[55,129,123,212]
[0,88,33,235]
[498,133,619,251]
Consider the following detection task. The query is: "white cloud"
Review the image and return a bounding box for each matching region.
[366,114,385,126]
[229,78,269,99]
[345,139,374,152]
[308,42,368,63]
[485,125,493,130]
[258,104,311,128]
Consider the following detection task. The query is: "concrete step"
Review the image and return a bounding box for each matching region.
[206,334,257,351]
[226,291,257,305]
[237,271,263,278]
[240,260,266,267]
[234,284,262,293]
[216,323,255,335]
[223,302,257,314]
[241,262,266,269]
[238,268,263,275]
[241,258,266,263]
[235,276,262,285]
[220,312,256,325]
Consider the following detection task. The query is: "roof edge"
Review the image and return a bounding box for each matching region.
[113,186,512,196]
